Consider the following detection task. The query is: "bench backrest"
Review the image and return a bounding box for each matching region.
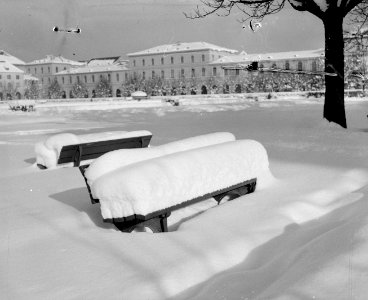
[58,134,152,167]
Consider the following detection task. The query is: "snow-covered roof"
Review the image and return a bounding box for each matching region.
[0,50,26,65]
[128,42,238,57]
[55,63,128,75]
[24,74,39,81]
[211,48,325,65]
[0,61,24,73]
[87,57,121,66]
[26,55,85,66]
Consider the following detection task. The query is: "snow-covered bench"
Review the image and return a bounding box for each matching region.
[89,139,271,233]
[84,132,236,203]
[34,130,153,169]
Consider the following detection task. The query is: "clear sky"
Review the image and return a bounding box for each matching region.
[0,0,325,63]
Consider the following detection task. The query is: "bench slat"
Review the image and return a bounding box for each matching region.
[57,135,152,166]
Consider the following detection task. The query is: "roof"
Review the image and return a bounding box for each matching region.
[0,50,26,65]
[24,74,39,81]
[26,55,85,66]
[0,61,24,73]
[211,49,325,65]
[87,57,121,66]
[127,41,238,56]
[55,63,128,75]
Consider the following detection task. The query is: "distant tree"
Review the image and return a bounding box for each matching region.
[187,0,366,128]
[47,79,62,99]
[71,81,89,98]
[24,81,41,99]
[95,77,112,98]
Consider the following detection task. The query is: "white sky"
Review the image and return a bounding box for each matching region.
[0,0,324,62]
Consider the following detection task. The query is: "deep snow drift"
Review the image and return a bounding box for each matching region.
[0,97,368,300]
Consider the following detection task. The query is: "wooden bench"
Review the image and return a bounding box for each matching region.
[59,135,153,204]
[107,178,257,233]
[89,139,270,233]
[36,133,152,204]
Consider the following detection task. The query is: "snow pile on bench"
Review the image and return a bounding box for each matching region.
[85,132,235,184]
[91,139,272,220]
[34,130,152,169]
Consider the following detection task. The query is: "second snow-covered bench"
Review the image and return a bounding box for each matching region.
[89,139,271,233]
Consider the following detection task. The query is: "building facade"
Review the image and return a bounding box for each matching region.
[0,61,25,100]
[53,57,129,98]
[127,41,238,82]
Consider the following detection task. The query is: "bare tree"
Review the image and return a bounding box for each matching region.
[186,0,365,128]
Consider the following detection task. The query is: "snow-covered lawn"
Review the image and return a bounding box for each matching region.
[1,97,368,299]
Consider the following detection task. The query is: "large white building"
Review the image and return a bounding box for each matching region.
[54,57,129,98]
[127,41,238,81]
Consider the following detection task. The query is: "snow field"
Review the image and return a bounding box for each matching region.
[0,98,367,300]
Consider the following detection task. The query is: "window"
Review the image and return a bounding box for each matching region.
[271,63,277,69]
[7,75,11,79]
[100,74,103,80]
[151,58,154,66]
[108,74,111,81]
[56,67,59,73]
[312,60,317,72]
[125,73,128,80]
[152,70,155,78]
[48,78,51,84]
[77,76,80,83]
[16,75,20,80]
[181,56,184,63]
[27,68,30,73]
[34,68,37,73]
[133,60,136,67]
[224,69,228,76]
[161,57,164,65]
[171,56,174,64]
[181,69,185,78]
[161,70,164,78]
[116,73,120,81]
[191,55,194,63]
[143,71,145,79]
[92,75,95,83]
[213,67,217,76]
[202,54,205,62]
[62,77,65,84]
[0,75,2,79]
[48,67,50,73]
[285,61,290,70]
[64,67,66,70]
[41,67,43,74]
[191,68,195,78]
[69,76,72,83]
[142,59,145,66]
[211,54,214,61]
[235,69,240,76]
[84,75,87,83]
[202,67,206,77]
[298,61,303,71]
[171,69,174,78]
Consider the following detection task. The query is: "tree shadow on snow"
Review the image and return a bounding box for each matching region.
[49,187,114,230]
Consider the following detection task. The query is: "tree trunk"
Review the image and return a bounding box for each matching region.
[323,12,347,128]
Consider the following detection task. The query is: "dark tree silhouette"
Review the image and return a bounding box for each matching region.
[187,0,365,128]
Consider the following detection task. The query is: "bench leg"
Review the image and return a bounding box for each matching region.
[113,213,171,233]
[213,181,257,205]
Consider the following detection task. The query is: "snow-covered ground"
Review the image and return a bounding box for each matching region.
[1,96,368,300]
